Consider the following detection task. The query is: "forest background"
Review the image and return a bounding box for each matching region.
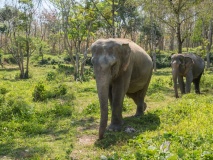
[0,0,213,159]
[0,0,213,79]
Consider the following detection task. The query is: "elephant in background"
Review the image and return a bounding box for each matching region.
[171,53,205,98]
[91,38,153,139]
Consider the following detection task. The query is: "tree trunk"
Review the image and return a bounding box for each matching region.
[169,28,175,51]
[206,19,212,68]
[177,23,182,53]
[80,33,90,79]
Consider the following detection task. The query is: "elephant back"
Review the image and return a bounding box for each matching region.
[185,53,205,77]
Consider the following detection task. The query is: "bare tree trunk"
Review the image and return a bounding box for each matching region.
[150,6,157,72]
[169,28,175,51]
[80,24,91,79]
[206,19,212,68]
[112,0,115,38]
[177,23,183,53]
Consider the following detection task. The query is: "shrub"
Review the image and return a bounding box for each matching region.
[0,87,8,95]
[46,71,56,81]
[52,84,67,97]
[0,94,4,105]
[32,82,47,101]
[83,101,99,115]
[0,97,34,121]
[32,82,68,101]
[51,103,73,117]
[58,64,74,74]
[156,54,171,68]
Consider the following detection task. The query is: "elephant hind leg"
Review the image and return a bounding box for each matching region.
[193,72,203,94]
[127,88,148,117]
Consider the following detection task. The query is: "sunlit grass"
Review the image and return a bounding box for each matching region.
[0,65,213,159]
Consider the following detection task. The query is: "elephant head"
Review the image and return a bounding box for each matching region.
[91,39,131,139]
[171,54,194,98]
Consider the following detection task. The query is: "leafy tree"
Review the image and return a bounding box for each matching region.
[50,0,98,80]
[145,0,203,53]
[196,0,213,68]
[1,0,35,79]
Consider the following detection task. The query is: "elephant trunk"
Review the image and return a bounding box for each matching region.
[172,70,179,98]
[96,75,110,139]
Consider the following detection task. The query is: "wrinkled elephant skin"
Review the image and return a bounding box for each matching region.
[171,53,205,98]
[91,38,153,139]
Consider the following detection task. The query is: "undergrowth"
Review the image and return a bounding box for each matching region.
[0,66,213,159]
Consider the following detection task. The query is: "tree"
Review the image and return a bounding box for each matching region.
[1,0,36,79]
[196,0,213,68]
[148,0,202,53]
[50,0,99,80]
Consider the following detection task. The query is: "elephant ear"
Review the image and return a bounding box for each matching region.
[121,43,131,71]
[183,56,194,74]
[184,56,194,67]
[179,55,185,64]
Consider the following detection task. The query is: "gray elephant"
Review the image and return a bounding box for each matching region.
[171,53,205,98]
[91,38,153,139]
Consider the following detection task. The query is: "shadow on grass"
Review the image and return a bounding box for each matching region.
[0,143,47,159]
[94,112,160,149]
[0,67,19,72]
[73,116,99,131]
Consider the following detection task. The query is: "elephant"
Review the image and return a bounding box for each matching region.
[171,53,205,98]
[90,38,153,139]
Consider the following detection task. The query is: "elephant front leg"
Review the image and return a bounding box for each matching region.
[185,72,193,93]
[108,98,124,131]
[108,89,125,132]
[178,76,185,94]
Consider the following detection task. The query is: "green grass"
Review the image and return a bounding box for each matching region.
[0,65,213,159]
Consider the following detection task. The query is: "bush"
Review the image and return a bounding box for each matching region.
[32,82,46,101]
[4,55,17,64]
[156,54,171,68]
[52,84,67,98]
[83,101,99,115]
[32,82,68,101]
[46,71,56,81]
[0,97,34,121]
[51,103,73,117]
[0,87,8,95]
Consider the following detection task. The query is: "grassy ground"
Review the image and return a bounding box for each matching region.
[0,64,213,159]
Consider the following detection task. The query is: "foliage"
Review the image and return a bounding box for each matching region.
[102,94,213,159]
[83,101,99,115]
[156,54,171,68]
[1,66,213,159]
[32,82,68,101]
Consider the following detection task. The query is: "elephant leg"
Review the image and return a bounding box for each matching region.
[108,84,125,131]
[193,72,203,94]
[185,71,193,93]
[127,91,146,117]
[108,85,113,108]
[127,78,150,116]
[178,76,185,94]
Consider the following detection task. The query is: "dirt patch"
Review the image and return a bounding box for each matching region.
[70,135,97,159]
[78,135,97,146]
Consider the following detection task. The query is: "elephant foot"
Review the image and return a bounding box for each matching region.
[134,102,147,117]
[108,123,123,132]
[134,112,144,117]
[195,90,200,94]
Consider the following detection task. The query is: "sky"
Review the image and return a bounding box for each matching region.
[0,0,55,10]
